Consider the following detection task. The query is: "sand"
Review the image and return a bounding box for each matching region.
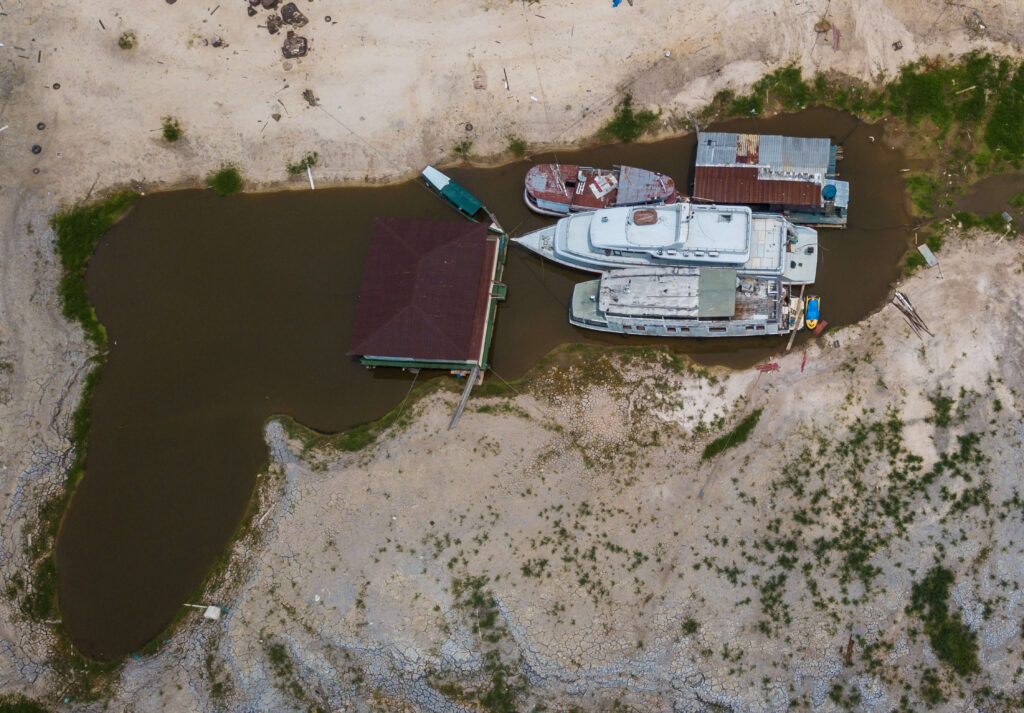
[0,0,1022,708]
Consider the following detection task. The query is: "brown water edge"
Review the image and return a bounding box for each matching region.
[57,107,910,660]
[953,172,1024,216]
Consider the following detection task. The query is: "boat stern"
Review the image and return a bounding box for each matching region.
[783,225,819,285]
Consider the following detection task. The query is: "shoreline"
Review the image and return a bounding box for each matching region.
[1,0,1023,705]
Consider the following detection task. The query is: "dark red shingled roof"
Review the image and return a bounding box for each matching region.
[349,218,497,363]
[694,166,823,209]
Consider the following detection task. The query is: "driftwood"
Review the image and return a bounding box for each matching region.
[892,291,933,338]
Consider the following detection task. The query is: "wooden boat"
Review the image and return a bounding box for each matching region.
[524,164,678,217]
[804,295,821,330]
[421,166,504,234]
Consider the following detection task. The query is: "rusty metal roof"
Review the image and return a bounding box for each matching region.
[693,166,824,208]
[696,132,832,175]
[348,219,497,364]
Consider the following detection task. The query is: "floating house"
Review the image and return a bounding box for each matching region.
[693,132,849,228]
[349,219,507,373]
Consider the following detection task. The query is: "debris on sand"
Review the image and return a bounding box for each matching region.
[302,89,318,106]
[281,2,308,27]
[282,31,308,58]
[266,14,282,34]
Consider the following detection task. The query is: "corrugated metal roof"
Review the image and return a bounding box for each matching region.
[823,179,850,209]
[694,166,824,208]
[348,219,496,363]
[696,132,832,175]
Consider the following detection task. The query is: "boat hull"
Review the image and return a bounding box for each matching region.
[512,202,818,284]
[569,273,795,338]
[524,164,678,217]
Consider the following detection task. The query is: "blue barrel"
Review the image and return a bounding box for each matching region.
[822,184,837,200]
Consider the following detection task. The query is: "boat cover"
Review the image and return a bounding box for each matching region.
[441,181,483,216]
[615,166,675,206]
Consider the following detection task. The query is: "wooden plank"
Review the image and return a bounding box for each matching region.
[448,365,481,430]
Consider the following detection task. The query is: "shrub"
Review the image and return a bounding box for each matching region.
[907,566,980,676]
[506,135,527,157]
[207,165,243,196]
[702,408,763,461]
[599,95,660,142]
[161,116,182,143]
[453,140,473,159]
[118,31,136,50]
[286,152,319,176]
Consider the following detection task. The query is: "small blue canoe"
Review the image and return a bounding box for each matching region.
[805,295,821,331]
[422,166,504,234]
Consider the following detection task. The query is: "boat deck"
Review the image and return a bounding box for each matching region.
[598,268,781,321]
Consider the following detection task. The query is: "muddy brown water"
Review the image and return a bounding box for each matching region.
[58,108,913,659]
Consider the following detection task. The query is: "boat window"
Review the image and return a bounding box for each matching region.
[709,327,726,333]
[667,327,676,332]
[635,326,646,331]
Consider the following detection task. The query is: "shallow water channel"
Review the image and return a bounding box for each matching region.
[58,108,912,659]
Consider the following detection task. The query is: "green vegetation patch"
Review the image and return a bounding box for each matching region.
[161,116,182,143]
[286,151,319,176]
[907,566,980,676]
[207,165,244,196]
[953,210,1013,234]
[506,134,527,158]
[984,61,1024,163]
[702,408,762,461]
[599,94,660,142]
[51,192,137,351]
[0,695,52,713]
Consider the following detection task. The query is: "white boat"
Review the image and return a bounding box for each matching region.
[513,201,818,284]
[570,267,803,337]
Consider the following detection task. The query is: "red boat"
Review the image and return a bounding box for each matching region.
[524,164,679,217]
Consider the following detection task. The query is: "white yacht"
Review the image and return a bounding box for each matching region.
[513,201,818,284]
